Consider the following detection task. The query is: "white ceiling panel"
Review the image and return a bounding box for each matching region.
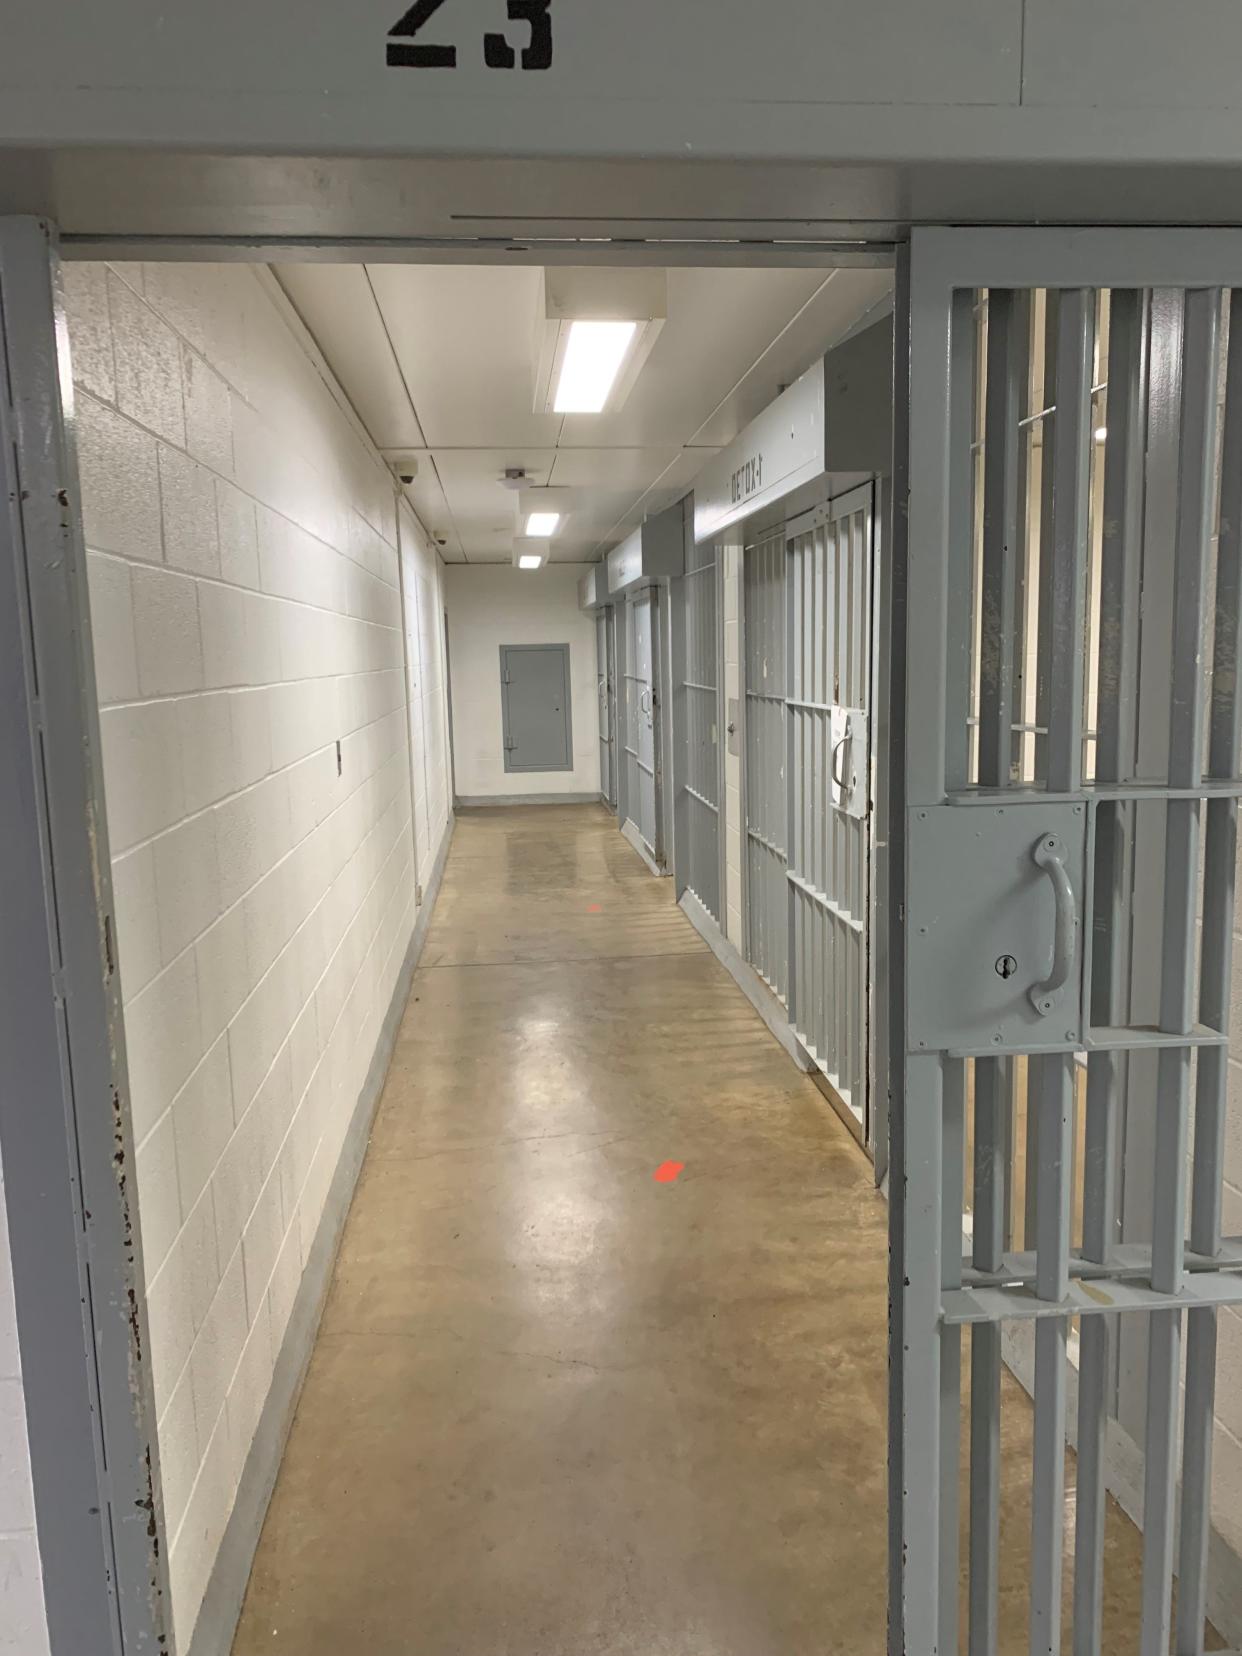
[275,265,424,450]
[546,447,683,490]
[366,265,563,449]
[692,268,894,447]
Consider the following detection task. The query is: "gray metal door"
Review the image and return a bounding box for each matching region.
[596,611,613,804]
[892,229,1242,1656]
[679,542,722,921]
[624,590,661,860]
[786,485,872,1132]
[500,643,572,772]
[743,527,788,1001]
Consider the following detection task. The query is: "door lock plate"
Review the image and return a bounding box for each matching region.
[907,802,1087,1055]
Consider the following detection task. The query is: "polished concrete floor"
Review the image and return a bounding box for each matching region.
[233,805,1164,1656]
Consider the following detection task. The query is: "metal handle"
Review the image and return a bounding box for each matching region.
[640,688,652,717]
[1029,833,1076,1015]
[831,733,851,802]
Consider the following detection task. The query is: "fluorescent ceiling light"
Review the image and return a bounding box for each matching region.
[525,511,561,537]
[553,320,638,414]
[518,553,544,570]
[533,269,666,416]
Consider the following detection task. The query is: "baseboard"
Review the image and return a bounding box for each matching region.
[620,816,666,878]
[678,889,812,1074]
[454,791,602,807]
[185,812,456,1656]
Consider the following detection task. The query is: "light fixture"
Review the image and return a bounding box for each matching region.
[553,321,637,413]
[525,510,561,537]
[533,268,667,416]
[513,537,549,570]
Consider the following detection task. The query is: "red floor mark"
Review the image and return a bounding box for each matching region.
[587,903,602,913]
[653,1161,685,1184]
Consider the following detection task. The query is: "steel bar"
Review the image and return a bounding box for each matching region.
[1075,287,1145,1656]
[941,1060,966,1656]
[1178,285,1242,1656]
[943,1269,1242,1323]
[1140,289,1220,1656]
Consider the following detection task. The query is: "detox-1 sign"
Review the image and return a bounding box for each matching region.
[387,0,552,68]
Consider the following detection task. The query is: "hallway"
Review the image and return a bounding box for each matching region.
[230,804,886,1653]
[231,806,1156,1656]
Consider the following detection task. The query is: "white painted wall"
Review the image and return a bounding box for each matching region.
[0,1177,50,1656]
[444,565,599,800]
[65,259,451,1651]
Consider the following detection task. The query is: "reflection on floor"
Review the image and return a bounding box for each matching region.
[232,804,1170,1655]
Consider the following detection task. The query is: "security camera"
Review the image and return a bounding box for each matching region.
[435,536,448,547]
[398,471,416,485]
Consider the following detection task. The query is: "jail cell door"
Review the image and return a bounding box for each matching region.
[596,610,613,806]
[626,589,662,863]
[743,528,789,1001]
[681,543,723,921]
[786,486,873,1133]
[893,229,1242,1656]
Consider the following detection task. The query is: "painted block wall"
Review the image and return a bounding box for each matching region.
[63,259,451,1650]
[0,1176,50,1656]
[443,565,599,799]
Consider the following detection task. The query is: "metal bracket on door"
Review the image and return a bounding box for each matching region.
[906,801,1088,1054]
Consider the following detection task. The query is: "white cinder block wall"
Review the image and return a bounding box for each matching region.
[64,260,451,1650]
[0,1177,50,1656]
[444,565,599,799]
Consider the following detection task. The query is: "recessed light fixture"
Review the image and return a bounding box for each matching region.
[525,511,561,537]
[554,321,638,414]
[513,536,549,571]
[533,269,666,417]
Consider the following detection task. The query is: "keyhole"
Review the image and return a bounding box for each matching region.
[995,954,1018,980]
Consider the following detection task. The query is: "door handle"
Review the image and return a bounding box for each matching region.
[831,733,851,802]
[1029,832,1076,1015]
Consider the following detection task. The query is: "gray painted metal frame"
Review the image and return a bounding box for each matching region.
[0,217,169,1653]
[671,535,725,923]
[892,225,1242,1656]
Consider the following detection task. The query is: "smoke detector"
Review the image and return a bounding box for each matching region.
[500,468,529,491]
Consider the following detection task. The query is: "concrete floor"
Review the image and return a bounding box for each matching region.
[233,804,1164,1656]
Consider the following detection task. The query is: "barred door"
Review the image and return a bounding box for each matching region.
[893,229,1242,1656]
[743,527,788,1001]
[786,485,872,1131]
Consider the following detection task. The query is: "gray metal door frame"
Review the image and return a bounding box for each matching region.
[0,217,169,1654]
[499,641,573,773]
[892,226,1242,1656]
[624,587,664,864]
